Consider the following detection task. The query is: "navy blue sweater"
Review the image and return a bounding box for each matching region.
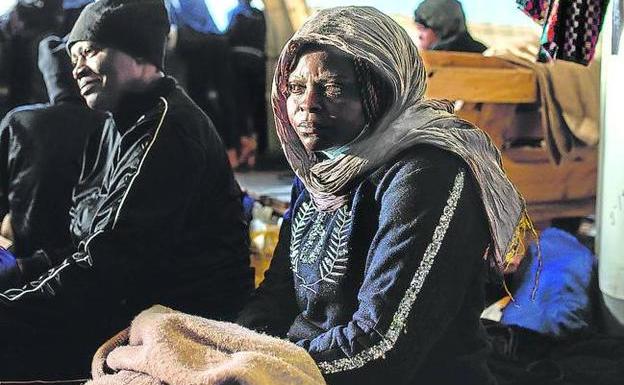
[238,146,496,385]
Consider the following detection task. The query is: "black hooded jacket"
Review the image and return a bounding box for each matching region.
[0,35,106,260]
[0,75,253,327]
[0,47,253,380]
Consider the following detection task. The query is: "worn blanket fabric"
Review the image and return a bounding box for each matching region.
[496,53,600,163]
[88,305,326,385]
[272,6,531,270]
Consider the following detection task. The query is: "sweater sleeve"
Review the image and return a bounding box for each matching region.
[294,158,490,384]
[236,179,302,336]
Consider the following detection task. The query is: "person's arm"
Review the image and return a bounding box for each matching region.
[294,157,490,384]
[0,114,20,289]
[0,113,13,226]
[236,179,303,336]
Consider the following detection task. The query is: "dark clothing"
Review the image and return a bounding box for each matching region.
[487,322,624,385]
[0,1,64,112]
[227,6,268,152]
[0,33,106,263]
[238,146,496,385]
[0,76,253,379]
[414,0,467,41]
[177,28,242,149]
[432,30,488,53]
[414,0,487,54]
[0,100,105,259]
[228,6,265,53]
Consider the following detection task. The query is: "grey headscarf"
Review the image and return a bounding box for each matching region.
[272,6,533,271]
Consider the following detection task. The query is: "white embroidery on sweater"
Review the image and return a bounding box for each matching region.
[290,202,351,293]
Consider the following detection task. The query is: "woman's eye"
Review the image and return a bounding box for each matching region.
[325,84,342,96]
[288,83,305,95]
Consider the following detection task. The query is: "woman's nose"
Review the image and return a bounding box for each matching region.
[299,86,321,112]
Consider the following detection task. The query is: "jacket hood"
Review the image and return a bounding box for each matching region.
[414,0,467,41]
[38,35,81,104]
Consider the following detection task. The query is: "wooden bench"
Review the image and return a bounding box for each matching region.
[421,51,597,227]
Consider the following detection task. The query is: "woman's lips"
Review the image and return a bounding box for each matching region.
[297,121,325,135]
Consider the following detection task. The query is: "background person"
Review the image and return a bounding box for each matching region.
[0,35,107,275]
[413,0,487,53]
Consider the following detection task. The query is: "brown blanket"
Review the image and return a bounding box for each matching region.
[499,53,600,164]
[88,305,326,385]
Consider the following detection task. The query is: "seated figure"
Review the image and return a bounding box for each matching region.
[94,6,533,385]
[0,35,107,284]
[0,0,252,379]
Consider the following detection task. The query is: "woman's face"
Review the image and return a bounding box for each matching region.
[415,23,438,50]
[286,46,366,153]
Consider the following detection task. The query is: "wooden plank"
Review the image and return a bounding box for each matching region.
[527,198,595,224]
[421,50,519,69]
[456,103,516,148]
[502,149,597,204]
[424,66,537,103]
[420,51,537,103]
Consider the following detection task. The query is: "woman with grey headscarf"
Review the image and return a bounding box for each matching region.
[236,6,533,385]
[96,6,531,385]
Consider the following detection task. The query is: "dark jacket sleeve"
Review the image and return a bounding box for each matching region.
[293,158,490,384]
[0,112,12,221]
[0,113,206,307]
[236,179,302,336]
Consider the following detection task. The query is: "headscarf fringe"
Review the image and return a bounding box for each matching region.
[503,210,542,301]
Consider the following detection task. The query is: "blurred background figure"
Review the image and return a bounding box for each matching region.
[166,0,244,168]
[227,0,266,168]
[0,0,64,115]
[413,0,487,53]
[0,35,106,271]
[60,0,93,35]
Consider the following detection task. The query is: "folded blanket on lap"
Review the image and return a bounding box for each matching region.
[89,305,326,385]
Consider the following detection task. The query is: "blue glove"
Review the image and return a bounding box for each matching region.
[0,247,20,290]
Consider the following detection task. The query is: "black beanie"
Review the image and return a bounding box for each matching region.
[67,0,170,69]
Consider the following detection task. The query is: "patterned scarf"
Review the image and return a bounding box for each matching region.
[272,6,533,271]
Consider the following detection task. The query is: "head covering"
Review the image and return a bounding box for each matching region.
[67,0,170,69]
[272,6,533,271]
[14,0,63,35]
[38,35,80,104]
[414,0,467,41]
